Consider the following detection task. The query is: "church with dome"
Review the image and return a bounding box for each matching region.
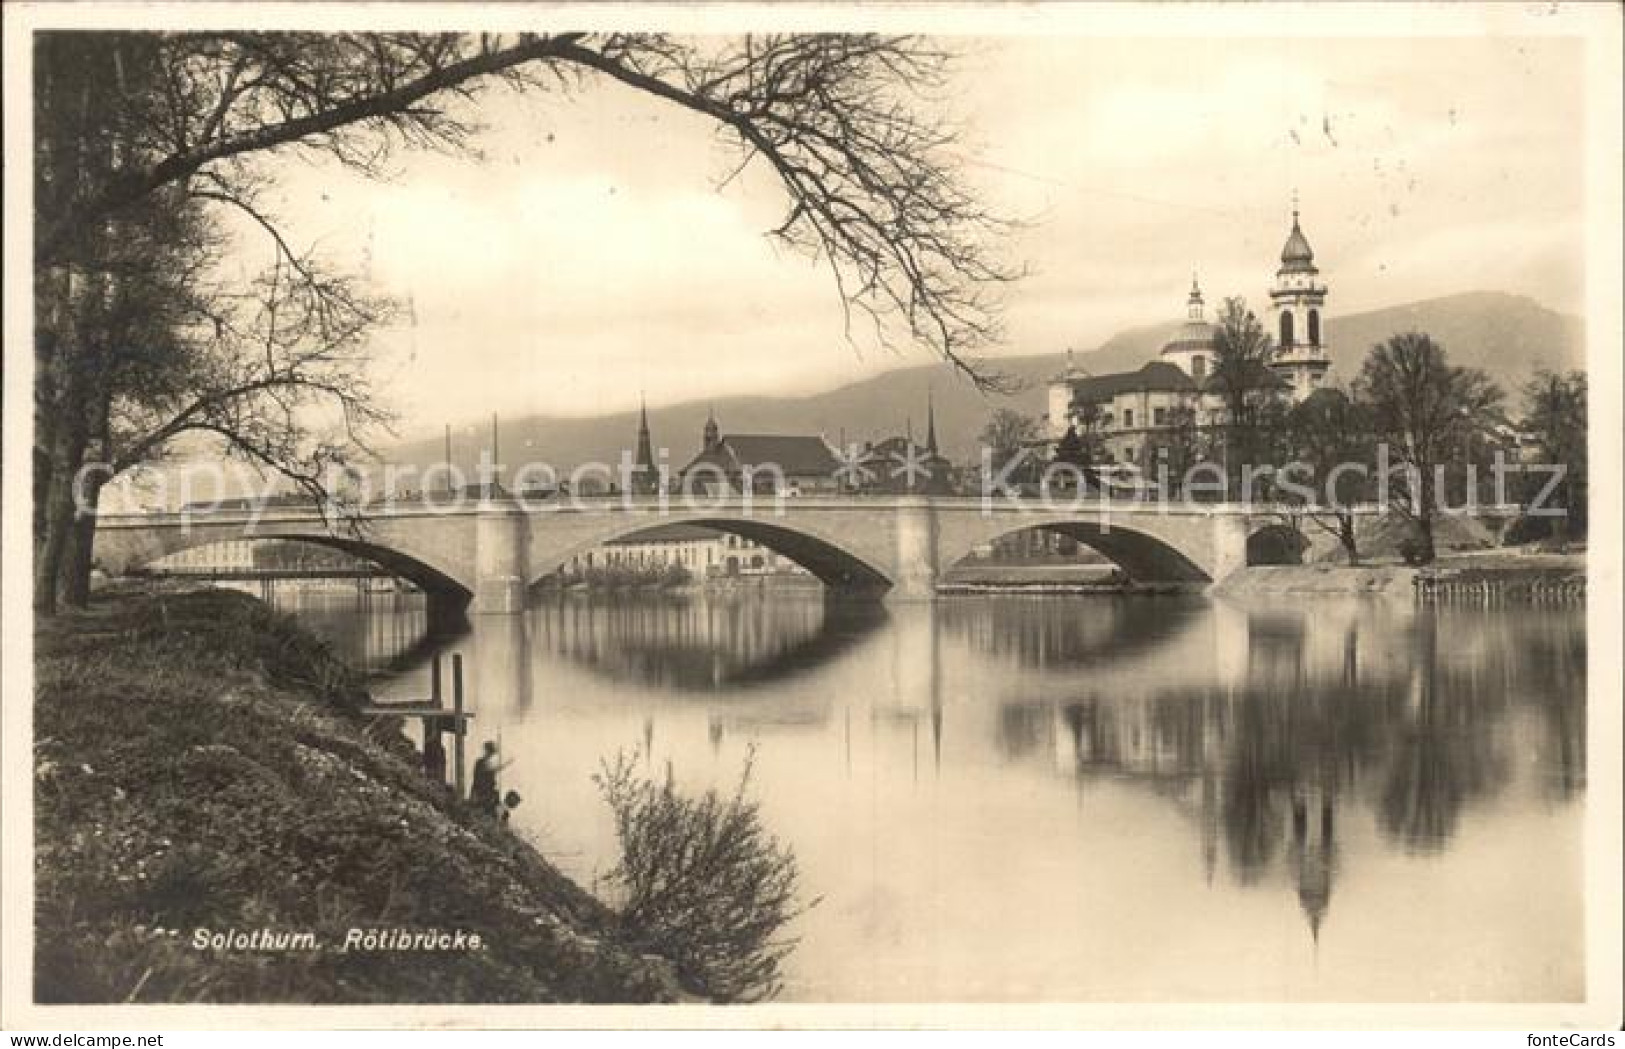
[1046,206,1332,469]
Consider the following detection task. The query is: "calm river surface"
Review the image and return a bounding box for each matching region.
[277,587,1585,1003]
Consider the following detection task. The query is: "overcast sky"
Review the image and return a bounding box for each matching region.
[256,31,1585,432]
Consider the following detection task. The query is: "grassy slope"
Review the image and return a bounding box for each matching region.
[34,588,682,1004]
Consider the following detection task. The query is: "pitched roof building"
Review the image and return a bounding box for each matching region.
[678,411,843,494]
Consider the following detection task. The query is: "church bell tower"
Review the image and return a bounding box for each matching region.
[1268,198,1331,400]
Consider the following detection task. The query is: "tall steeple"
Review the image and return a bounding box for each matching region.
[631,395,657,495]
[925,389,939,454]
[1268,197,1331,400]
[1188,272,1205,320]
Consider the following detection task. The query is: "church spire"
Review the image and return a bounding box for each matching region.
[632,394,657,494]
[1187,271,1205,320]
[925,390,939,454]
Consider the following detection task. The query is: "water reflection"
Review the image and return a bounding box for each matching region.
[941,594,1208,668]
[282,586,1585,1002]
[263,587,444,673]
[527,592,888,692]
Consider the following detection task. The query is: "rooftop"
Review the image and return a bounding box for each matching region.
[681,434,841,476]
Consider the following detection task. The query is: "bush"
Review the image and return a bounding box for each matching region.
[594,751,812,1002]
[1398,530,1432,566]
[1502,513,1554,547]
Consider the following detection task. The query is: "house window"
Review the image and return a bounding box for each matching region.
[1279,310,1295,347]
[1192,355,1206,380]
[1154,407,1168,426]
[1123,408,1135,428]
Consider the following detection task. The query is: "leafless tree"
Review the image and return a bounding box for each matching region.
[1276,387,1377,564]
[39,32,1015,373]
[1208,296,1288,491]
[33,31,1019,612]
[1519,370,1587,544]
[1354,332,1504,564]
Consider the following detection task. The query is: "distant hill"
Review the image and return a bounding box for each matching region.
[389,291,1583,471]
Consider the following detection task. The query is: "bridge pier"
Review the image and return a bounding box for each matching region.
[888,498,940,602]
[471,504,528,615]
[1209,513,1251,585]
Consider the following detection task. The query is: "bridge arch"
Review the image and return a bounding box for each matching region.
[938,519,1213,586]
[99,528,475,606]
[528,516,894,595]
[1246,523,1309,566]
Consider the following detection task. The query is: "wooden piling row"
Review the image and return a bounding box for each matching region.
[1414,572,1585,606]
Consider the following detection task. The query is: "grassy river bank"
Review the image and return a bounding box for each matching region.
[33,587,690,1004]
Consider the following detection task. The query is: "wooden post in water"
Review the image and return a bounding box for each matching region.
[422,655,442,771]
[452,653,467,800]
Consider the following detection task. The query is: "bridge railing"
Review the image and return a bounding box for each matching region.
[95,495,1526,527]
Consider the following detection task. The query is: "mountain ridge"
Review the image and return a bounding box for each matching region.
[390,291,1583,469]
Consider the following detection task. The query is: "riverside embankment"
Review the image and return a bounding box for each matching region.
[1210,550,1586,600]
[34,587,688,1004]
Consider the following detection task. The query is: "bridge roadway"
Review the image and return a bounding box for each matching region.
[91,494,1336,614]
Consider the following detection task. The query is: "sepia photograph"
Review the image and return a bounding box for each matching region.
[2,0,1620,1033]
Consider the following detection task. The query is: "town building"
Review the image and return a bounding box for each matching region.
[563,523,810,579]
[1046,207,1331,468]
[852,395,954,494]
[149,539,258,574]
[678,410,844,495]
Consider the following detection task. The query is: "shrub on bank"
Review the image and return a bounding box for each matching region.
[593,750,813,1003]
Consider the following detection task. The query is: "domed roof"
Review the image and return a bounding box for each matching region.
[1161,274,1217,356]
[1279,211,1317,274]
[1161,318,1217,356]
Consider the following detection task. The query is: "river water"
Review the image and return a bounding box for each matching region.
[278,587,1585,1003]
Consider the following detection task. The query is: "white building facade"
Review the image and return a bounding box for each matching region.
[1046,209,1332,467]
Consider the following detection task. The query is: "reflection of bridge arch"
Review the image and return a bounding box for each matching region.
[528,516,894,594]
[939,593,1208,669]
[529,593,888,692]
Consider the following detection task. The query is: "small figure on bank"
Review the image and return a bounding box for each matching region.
[501,789,523,825]
[423,722,448,785]
[469,740,511,819]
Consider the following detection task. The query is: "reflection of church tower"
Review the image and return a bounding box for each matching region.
[1292,788,1337,945]
[1268,199,1331,400]
[631,396,659,495]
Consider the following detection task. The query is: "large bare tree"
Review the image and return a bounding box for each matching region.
[1354,332,1504,564]
[33,31,1018,612]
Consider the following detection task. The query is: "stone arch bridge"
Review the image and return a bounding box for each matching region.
[92,495,1335,614]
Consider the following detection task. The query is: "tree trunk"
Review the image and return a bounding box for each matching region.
[57,371,114,609]
[34,407,89,616]
[1338,514,1360,566]
[59,480,104,609]
[1414,514,1436,564]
